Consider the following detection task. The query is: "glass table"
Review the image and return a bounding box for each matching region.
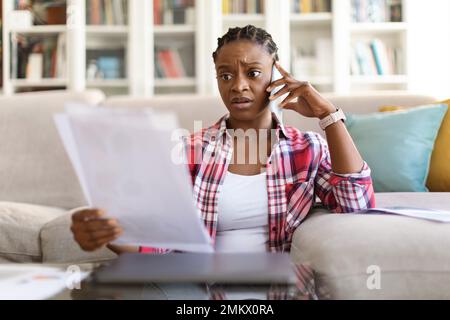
[70,263,328,300]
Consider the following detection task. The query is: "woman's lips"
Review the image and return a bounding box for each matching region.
[230,100,253,109]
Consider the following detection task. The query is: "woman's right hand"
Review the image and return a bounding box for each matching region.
[71,208,123,252]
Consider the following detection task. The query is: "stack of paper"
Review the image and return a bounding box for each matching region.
[363,207,450,223]
[0,265,88,300]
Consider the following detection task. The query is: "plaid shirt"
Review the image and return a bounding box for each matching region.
[141,114,375,254]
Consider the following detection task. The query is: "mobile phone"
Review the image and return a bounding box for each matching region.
[268,64,285,123]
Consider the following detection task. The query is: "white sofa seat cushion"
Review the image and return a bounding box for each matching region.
[40,208,117,264]
[0,202,66,262]
[291,193,450,299]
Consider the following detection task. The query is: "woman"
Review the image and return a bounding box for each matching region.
[71,25,375,255]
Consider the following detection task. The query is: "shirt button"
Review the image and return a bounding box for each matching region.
[211,152,215,157]
[271,226,277,232]
[211,136,216,141]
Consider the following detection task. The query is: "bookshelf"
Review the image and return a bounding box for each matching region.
[290,0,334,92]
[3,0,67,94]
[288,0,410,94]
[347,0,409,93]
[84,0,129,96]
[1,0,412,96]
[149,0,200,95]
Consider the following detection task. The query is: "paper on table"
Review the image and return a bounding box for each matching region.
[0,265,89,300]
[363,207,450,223]
[54,105,214,253]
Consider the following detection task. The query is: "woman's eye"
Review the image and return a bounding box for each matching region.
[220,74,232,81]
[248,70,261,78]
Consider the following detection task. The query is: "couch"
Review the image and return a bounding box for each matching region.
[0,89,449,299]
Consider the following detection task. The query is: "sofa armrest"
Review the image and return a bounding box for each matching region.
[0,202,66,263]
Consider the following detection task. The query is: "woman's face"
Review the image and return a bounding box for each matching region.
[215,40,274,121]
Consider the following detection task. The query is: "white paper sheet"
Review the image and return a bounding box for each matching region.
[54,105,213,253]
[364,207,450,223]
[0,265,89,300]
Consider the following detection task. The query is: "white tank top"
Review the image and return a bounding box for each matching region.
[216,170,269,252]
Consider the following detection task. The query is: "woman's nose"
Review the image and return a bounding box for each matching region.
[231,75,250,92]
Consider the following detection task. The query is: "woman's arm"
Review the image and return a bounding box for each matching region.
[267,61,364,175]
[106,244,139,255]
[322,117,364,174]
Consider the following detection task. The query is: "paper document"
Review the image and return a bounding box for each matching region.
[54,104,213,253]
[363,207,450,223]
[0,265,89,300]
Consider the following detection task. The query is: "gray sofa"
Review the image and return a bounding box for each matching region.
[1,90,449,299]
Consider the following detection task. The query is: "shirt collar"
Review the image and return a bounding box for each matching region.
[212,112,290,141]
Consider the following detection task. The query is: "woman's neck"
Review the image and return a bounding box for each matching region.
[226,108,273,132]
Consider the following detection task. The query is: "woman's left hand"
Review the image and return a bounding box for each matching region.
[266,62,336,119]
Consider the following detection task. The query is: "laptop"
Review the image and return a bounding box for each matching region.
[93,252,297,284]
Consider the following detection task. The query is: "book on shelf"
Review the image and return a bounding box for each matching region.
[86,48,125,80]
[291,0,332,14]
[86,0,128,25]
[351,0,402,23]
[12,33,66,80]
[154,0,196,25]
[155,47,190,79]
[222,0,264,15]
[351,39,400,76]
[14,0,67,25]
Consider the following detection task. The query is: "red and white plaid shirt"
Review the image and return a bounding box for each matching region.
[141,114,375,254]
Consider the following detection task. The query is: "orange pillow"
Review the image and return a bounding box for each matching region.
[379,99,450,192]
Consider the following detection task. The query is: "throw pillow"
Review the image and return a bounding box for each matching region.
[346,104,447,192]
[379,99,450,191]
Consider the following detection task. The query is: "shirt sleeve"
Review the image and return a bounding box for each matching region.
[313,134,376,213]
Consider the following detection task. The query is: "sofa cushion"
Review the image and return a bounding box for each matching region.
[290,192,450,299]
[0,90,105,209]
[346,104,447,192]
[427,99,450,191]
[40,208,117,264]
[0,202,66,262]
[379,99,450,192]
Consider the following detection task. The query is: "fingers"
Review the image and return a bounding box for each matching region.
[71,208,123,252]
[280,92,298,108]
[274,61,290,77]
[90,227,122,240]
[266,78,288,93]
[268,84,290,101]
[72,208,106,222]
[267,78,310,98]
[74,227,123,252]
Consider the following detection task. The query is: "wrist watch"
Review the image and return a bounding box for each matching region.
[319,108,346,130]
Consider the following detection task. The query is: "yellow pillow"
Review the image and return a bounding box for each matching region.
[379,99,450,191]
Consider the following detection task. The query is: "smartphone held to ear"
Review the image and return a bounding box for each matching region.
[269,64,285,123]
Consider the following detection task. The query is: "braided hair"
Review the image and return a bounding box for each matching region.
[212,25,279,63]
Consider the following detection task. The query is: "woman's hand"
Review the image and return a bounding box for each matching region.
[71,208,123,252]
[266,62,336,119]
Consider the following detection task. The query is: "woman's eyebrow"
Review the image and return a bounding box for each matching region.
[217,62,263,71]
